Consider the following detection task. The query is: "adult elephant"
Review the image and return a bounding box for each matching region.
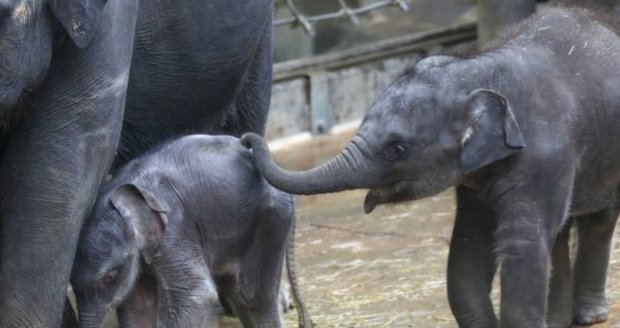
[116,0,272,167]
[0,0,272,327]
[243,7,620,328]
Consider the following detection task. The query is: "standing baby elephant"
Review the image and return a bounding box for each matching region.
[70,135,309,328]
[242,7,620,328]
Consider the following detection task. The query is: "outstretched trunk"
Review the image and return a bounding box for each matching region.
[241,133,373,195]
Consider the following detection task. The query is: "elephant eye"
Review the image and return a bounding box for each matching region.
[101,269,118,287]
[384,141,410,161]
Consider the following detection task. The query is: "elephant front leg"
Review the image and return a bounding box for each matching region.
[572,203,620,325]
[447,187,498,328]
[0,0,138,326]
[493,186,571,328]
[156,244,219,327]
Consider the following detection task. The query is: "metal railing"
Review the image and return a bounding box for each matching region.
[274,0,411,36]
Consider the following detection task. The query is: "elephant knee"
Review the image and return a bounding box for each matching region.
[494,231,549,263]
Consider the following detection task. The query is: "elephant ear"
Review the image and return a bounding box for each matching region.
[460,89,526,174]
[110,184,169,265]
[48,0,107,48]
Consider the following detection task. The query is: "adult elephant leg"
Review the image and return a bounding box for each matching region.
[546,219,573,328]
[572,201,620,325]
[447,187,498,328]
[221,10,273,137]
[0,0,138,326]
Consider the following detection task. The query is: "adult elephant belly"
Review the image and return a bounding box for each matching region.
[116,0,273,166]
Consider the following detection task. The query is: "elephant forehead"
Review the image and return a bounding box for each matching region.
[83,220,128,255]
[373,84,436,114]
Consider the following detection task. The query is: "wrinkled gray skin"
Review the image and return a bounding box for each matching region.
[243,7,620,328]
[0,1,138,327]
[71,135,308,328]
[0,0,272,326]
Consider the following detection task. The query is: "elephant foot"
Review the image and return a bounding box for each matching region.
[452,312,498,328]
[546,321,572,328]
[573,301,608,325]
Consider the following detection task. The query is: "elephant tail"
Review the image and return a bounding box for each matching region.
[286,206,313,328]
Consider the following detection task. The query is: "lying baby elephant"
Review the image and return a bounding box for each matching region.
[70,135,310,328]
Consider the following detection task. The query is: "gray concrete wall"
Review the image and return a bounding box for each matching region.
[265,23,478,141]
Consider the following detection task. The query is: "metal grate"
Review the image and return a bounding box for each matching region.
[274,0,411,36]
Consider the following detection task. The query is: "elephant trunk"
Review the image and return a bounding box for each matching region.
[241,133,372,195]
[77,304,106,328]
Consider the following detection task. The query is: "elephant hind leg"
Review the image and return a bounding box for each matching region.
[572,201,620,325]
[546,218,573,328]
[224,213,290,328]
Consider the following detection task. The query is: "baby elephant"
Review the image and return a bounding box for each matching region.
[70,135,309,328]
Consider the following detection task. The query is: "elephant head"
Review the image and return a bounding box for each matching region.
[242,55,526,213]
[70,183,168,328]
[0,0,107,113]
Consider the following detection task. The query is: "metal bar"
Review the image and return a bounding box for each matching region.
[273,21,477,82]
[274,0,410,33]
[309,73,332,134]
[338,0,361,26]
[283,0,315,35]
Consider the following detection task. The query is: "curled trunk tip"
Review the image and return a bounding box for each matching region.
[240,132,262,149]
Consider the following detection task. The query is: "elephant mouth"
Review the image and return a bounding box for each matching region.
[363,180,420,214]
[363,191,381,214]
